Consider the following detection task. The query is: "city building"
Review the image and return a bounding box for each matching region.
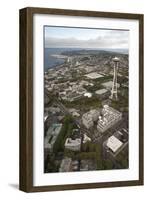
[106,135,123,153]
[44,123,62,152]
[84,72,103,79]
[66,92,83,102]
[97,105,122,133]
[102,81,120,90]
[59,158,72,172]
[84,66,95,73]
[95,89,109,99]
[82,112,93,129]
[83,134,91,143]
[72,111,80,117]
[82,109,100,129]
[84,92,92,98]
[65,137,81,151]
[79,80,92,86]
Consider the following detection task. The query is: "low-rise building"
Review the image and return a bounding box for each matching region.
[97,105,122,133]
[95,88,108,95]
[84,72,103,79]
[106,135,123,153]
[102,81,120,90]
[66,92,83,102]
[59,158,72,172]
[65,138,81,151]
[84,92,92,98]
[68,109,80,118]
[79,80,93,87]
[72,111,80,117]
[95,89,110,99]
[84,66,95,73]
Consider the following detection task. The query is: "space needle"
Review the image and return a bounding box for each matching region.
[110,57,120,100]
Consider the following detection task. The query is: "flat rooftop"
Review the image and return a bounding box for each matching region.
[95,89,108,95]
[106,135,123,153]
[65,138,81,147]
[102,81,120,89]
[84,72,103,79]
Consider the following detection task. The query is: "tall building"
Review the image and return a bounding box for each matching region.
[97,105,122,133]
[67,57,73,67]
[110,57,120,100]
[82,109,100,129]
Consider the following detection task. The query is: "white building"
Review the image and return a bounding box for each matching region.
[65,138,81,151]
[82,109,100,129]
[97,105,122,133]
[106,135,123,153]
[84,92,92,98]
[83,134,91,143]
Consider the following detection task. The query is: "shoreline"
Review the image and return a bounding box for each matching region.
[50,54,68,59]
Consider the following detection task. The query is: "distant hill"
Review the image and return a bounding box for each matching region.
[61,48,128,56]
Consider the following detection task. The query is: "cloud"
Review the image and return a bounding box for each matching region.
[45,30,129,49]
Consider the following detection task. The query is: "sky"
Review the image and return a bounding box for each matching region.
[44,26,129,49]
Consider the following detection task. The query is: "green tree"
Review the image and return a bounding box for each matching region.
[53,115,74,153]
[103,159,113,170]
